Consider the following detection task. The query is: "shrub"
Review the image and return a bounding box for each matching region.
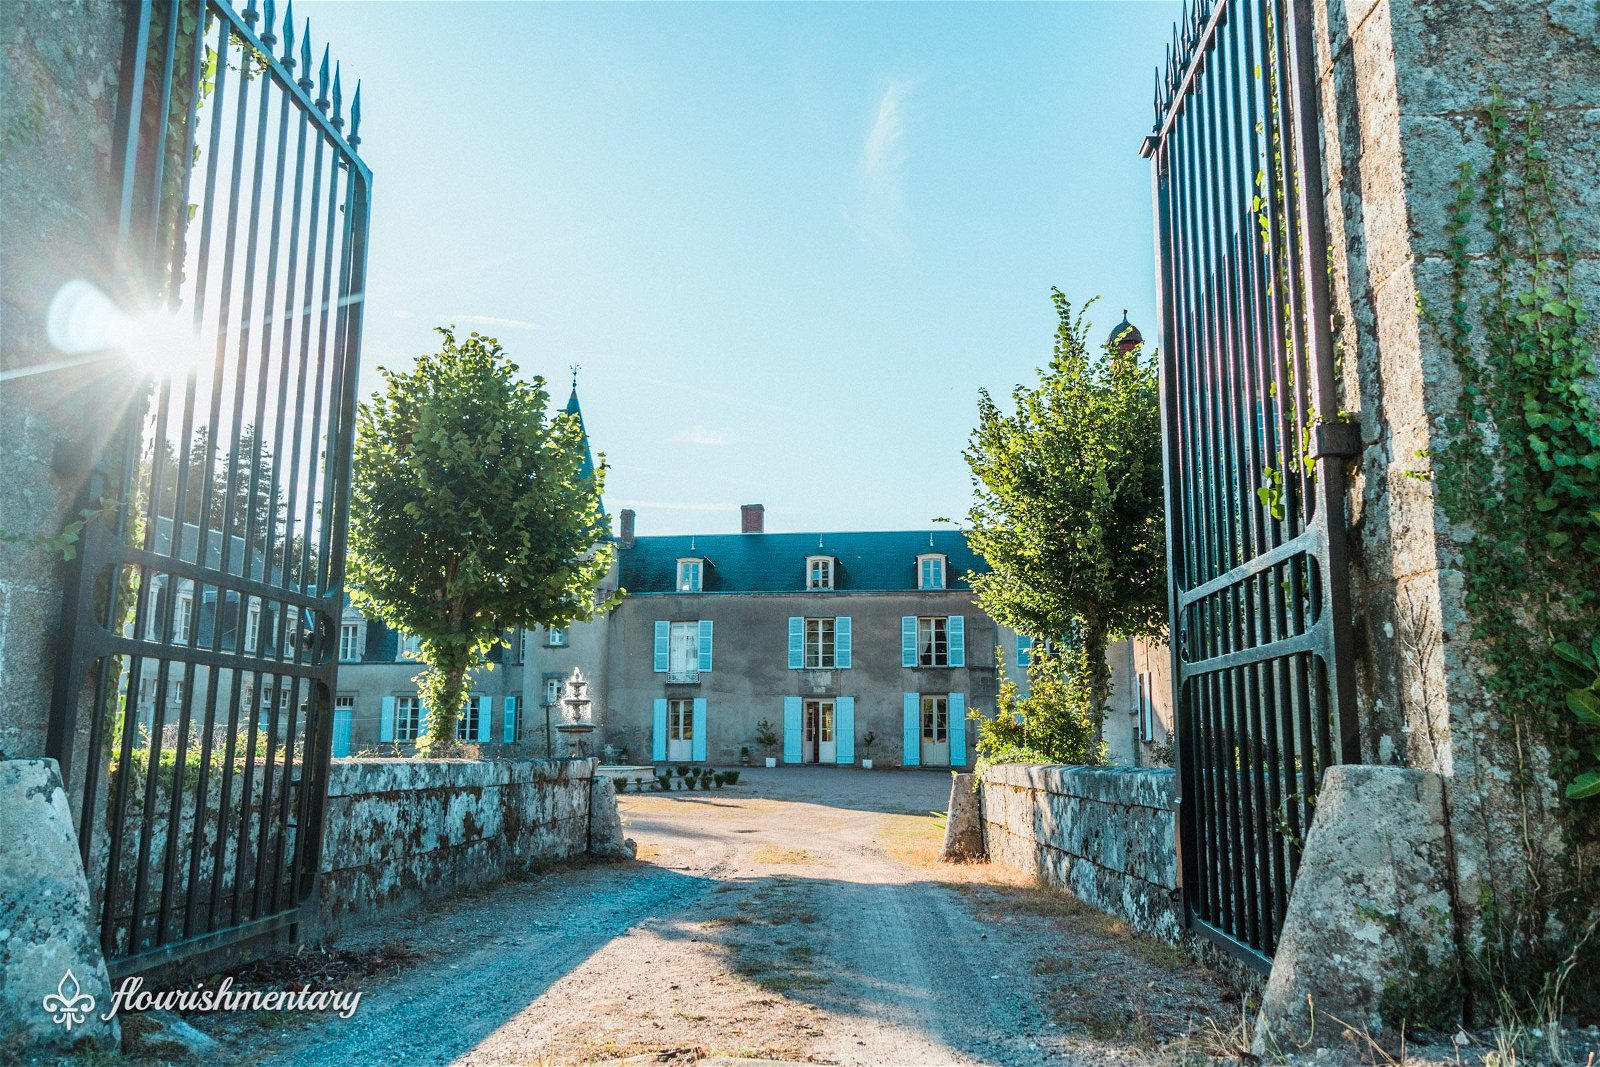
[725,770,740,785]
[974,646,1106,771]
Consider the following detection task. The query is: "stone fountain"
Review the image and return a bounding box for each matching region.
[553,666,595,760]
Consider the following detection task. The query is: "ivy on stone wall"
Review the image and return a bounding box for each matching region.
[1428,89,1600,1009]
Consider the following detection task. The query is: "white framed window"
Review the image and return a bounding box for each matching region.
[456,695,480,741]
[169,678,186,709]
[335,695,356,713]
[547,626,567,648]
[921,694,949,743]
[543,677,562,706]
[676,558,703,592]
[397,632,422,660]
[339,623,361,662]
[804,617,836,669]
[917,554,946,591]
[669,621,699,678]
[245,601,262,652]
[917,616,950,667]
[173,592,193,643]
[669,697,694,741]
[806,556,834,590]
[395,696,421,742]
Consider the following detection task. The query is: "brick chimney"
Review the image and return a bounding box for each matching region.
[619,508,636,549]
[740,504,764,534]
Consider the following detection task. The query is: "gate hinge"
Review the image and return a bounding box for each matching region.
[1311,421,1362,459]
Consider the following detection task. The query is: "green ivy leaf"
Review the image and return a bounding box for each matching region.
[1567,771,1600,800]
[1570,688,1600,726]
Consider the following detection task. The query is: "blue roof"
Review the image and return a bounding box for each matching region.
[619,529,987,594]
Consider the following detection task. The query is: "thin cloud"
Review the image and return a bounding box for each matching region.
[844,78,913,252]
[671,426,732,447]
[454,314,539,331]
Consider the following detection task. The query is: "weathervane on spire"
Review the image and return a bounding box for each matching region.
[570,363,580,391]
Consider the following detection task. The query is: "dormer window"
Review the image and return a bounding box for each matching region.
[918,553,947,591]
[807,556,835,590]
[676,558,704,593]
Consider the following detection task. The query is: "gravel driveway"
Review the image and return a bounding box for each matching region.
[214,767,1237,1066]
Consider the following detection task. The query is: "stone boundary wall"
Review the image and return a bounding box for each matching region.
[977,764,1182,943]
[315,757,601,936]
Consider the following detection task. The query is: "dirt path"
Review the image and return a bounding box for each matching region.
[213,767,1237,1066]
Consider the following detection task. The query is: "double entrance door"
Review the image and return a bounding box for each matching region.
[803,699,835,764]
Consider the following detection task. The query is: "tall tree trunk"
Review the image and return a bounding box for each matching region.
[417,655,469,756]
[1081,613,1110,743]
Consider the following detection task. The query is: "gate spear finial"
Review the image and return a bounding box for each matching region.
[298,22,313,91]
[349,82,362,148]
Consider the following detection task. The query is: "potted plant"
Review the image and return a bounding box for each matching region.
[755,719,780,768]
[860,731,876,770]
[724,770,740,786]
[739,746,751,767]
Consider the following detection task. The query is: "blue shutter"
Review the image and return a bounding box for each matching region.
[652,699,668,761]
[379,696,396,742]
[691,698,708,762]
[902,693,920,766]
[787,616,804,669]
[653,621,670,672]
[901,616,917,667]
[947,615,965,667]
[503,696,517,743]
[332,707,352,757]
[783,697,803,764]
[835,697,855,764]
[949,693,967,767]
[835,616,852,669]
[698,619,714,672]
[476,695,493,742]
[1016,634,1034,667]
[418,700,431,740]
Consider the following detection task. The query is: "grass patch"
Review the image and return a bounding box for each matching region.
[703,914,754,928]
[877,812,947,868]
[1126,934,1191,970]
[753,845,811,865]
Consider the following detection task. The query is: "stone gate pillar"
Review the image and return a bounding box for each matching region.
[1314,0,1599,1016]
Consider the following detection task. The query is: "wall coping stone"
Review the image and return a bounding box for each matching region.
[326,757,595,798]
[981,763,1176,809]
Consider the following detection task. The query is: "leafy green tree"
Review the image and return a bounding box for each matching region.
[348,328,616,754]
[973,646,1106,768]
[963,291,1165,721]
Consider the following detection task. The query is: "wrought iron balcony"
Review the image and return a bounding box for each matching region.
[666,668,701,684]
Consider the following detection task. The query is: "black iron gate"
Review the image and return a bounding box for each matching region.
[1142,0,1360,970]
[47,0,370,976]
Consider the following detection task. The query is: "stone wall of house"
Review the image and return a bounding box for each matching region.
[314,757,628,937]
[1314,0,1600,954]
[976,763,1183,944]
[0,0,126,767]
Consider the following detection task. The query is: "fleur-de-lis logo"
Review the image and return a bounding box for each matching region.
[42,969,96,1031]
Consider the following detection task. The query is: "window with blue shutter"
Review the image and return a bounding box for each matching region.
[698,619,714,672]
[949,693,967,766]
[692,698,708,762]
[475,695,493,742]
[835,697,855,764]
[902,693,920,766]
[1016,634,1034,667]
[653,620,670,672]
[787,617,804,670]
[503,696,517,743]
[652,699,668,761]
[379,696,396,743]
[947,615,965,667]
[901,616,917,667]
[783,697,803,764]
[836,617,852,669]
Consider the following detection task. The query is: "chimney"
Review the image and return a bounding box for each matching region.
[741,503,764,534]
[619,509,636,549]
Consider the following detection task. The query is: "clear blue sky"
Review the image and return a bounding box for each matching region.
[296,1,1182,536]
